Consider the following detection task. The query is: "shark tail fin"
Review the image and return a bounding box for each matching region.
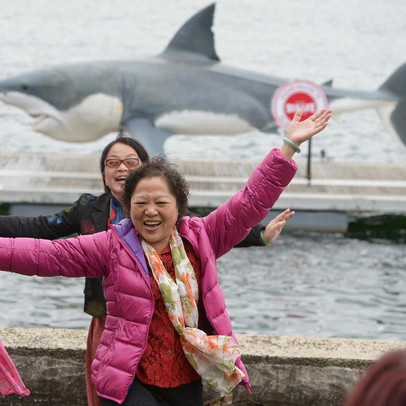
[161,3,220,61]
[379,62,406,147]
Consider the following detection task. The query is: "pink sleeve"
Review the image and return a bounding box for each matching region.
[0,231,111,278]
[203,148,297,258]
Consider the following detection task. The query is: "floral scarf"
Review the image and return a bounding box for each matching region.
[141,227,245,394]
[0,340,30,397]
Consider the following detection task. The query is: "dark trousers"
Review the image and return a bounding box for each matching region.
[99,377,204,406]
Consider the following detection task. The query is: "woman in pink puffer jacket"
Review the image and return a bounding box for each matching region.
[0,109,331,405]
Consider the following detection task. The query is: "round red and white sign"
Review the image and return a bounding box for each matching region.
[271,80,328,131]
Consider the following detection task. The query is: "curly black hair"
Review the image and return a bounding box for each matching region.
[123,156,189,221]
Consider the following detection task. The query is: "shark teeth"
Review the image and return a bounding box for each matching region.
[30,114,48,126]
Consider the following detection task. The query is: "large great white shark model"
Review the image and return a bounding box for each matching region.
[0,3,405,156]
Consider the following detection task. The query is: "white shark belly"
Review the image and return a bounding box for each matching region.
[155,110,255,135]
[62,94,123,142]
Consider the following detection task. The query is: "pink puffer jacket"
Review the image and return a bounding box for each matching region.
[0,148,296,404]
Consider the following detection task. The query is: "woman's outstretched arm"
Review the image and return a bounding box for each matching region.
[202,108,332,257]
[0,232,110,278]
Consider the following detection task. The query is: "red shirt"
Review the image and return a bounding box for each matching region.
[136,239,205,387]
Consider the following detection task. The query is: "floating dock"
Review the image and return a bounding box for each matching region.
[0,152,405,232]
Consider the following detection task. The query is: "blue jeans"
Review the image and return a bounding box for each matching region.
[99,377,204,406]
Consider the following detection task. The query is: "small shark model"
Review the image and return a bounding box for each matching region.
[0,3,405,156]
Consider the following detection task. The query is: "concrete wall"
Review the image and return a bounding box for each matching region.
[1,328,405,406]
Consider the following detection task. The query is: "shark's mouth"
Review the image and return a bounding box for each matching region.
[0,91,58,130]
[30,113,50,127]
[0,90,123,142]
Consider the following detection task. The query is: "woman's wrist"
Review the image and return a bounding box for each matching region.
[260,230,270,246]
[282,137,301,153]
[279,136,302,161]
[279,143,295,161]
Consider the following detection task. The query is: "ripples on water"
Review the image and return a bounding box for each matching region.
[218,232,405,340]
[0,232,404,340]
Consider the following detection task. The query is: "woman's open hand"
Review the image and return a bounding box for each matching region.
[262,208,295,244]
[286,108,332,146]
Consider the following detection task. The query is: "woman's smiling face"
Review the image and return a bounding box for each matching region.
[130,176,179,253]
[103,143,140,202]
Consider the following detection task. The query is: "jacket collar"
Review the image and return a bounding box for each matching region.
[112,219,149,281]
[92,193,111,232]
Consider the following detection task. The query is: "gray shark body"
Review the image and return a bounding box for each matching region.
[0,4,405,156]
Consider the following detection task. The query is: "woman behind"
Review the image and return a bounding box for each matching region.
[343,348,406,406]
[0,136,293,406]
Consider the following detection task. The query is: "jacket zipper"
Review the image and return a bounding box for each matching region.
[110,227,155,393]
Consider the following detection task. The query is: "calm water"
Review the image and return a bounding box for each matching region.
[0,0,405,340]
[0,232,405,340]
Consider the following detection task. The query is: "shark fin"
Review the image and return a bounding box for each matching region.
[322,79,333,87]
[161,3,220,62]
[379,62,406,147]
[124,118,174,159]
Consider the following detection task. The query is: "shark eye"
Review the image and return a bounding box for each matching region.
[21,84,28,91]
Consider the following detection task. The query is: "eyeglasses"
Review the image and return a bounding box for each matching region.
[105,158,140,169]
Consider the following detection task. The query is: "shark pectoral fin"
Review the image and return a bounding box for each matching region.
[124,118,174,158]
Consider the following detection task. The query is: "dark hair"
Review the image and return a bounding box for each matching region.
[343,349,406,406]
[100,135,150,193]
[123,156,189,221]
